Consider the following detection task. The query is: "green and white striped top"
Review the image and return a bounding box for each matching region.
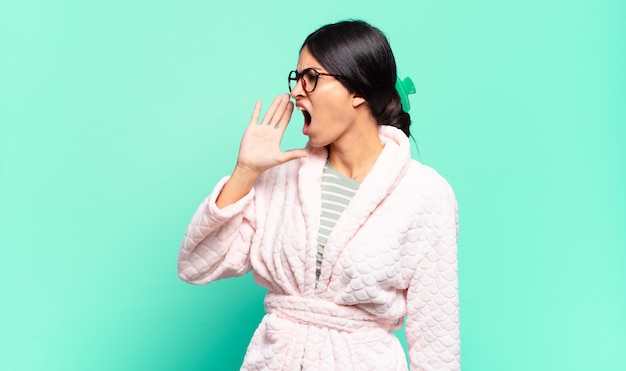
[316,161,361,282]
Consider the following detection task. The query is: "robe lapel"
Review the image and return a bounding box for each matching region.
[297,145,328,296]
[316,127,411,293]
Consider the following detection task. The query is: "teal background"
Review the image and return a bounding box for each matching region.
[1,0,624,370]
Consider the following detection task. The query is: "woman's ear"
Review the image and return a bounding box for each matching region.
[351,94,367,108]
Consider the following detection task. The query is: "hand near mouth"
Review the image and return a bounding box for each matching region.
[216,94,308,208]
[237,94,308,174]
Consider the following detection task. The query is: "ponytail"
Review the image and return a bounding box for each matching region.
[376,92,411,137]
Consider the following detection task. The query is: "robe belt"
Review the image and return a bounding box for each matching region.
[264,293,403,333]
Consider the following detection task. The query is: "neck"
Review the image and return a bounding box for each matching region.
[328,118,383,181]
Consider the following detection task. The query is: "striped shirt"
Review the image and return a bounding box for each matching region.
[316,161,361,282]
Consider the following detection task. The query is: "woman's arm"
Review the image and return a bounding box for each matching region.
[406,180,460,370]
[177,175,257,284]
[217,94,307,208]
[178,94,307,284]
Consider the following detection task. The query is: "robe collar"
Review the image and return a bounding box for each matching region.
[297,126,412,295]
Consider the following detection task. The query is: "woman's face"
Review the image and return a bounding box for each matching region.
[291,47,360,148]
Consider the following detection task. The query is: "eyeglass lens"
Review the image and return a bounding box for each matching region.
[288,69,318,93]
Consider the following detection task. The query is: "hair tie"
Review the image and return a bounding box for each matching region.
[395,76,416,112]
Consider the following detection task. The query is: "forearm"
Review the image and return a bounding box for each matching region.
[178,176,257,284]
[216,165,261,209]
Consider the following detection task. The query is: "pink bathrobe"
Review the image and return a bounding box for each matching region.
[178,126,459,370]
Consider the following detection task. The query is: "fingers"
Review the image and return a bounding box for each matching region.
[275,101,294,130]
[277,148,308,164]
[249,100,262,126]
[240,95,306,171]
[250,94,293,128]
[261,94,291,126]
[259,95,282,125]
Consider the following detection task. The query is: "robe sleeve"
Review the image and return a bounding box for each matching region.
[177,176,257,285]
[406,181,460,370]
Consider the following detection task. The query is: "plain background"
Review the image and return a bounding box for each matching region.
[1,0,624,370]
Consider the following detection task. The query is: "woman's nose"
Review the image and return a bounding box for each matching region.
[290,78,305,99]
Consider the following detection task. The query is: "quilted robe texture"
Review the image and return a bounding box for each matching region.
[178,126,459,370]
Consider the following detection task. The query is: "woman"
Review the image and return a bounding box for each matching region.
[178,20,459,370]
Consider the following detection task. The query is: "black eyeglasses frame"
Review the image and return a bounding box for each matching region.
[288,68,344,93]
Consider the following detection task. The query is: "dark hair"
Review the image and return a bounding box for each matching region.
[302,20,411,137]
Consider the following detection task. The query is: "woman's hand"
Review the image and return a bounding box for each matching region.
[216,94,307,209]
[236,94,308,175]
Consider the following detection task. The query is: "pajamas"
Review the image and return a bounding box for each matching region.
[178,126,460,370]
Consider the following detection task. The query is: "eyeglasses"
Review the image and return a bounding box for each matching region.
[288,68,344,93]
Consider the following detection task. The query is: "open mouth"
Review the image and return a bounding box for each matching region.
[302,110,312,135]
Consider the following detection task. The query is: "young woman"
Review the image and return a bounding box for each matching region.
[178,20,459,370]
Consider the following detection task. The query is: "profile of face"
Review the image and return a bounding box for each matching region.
[290,47,367,148]
[288,20,410,145]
